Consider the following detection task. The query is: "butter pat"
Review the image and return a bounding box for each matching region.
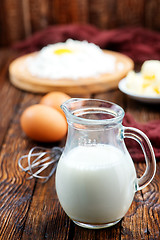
[141,60,160,81]
[126,60,160,96]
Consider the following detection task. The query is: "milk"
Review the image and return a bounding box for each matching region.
[56,144,136,224]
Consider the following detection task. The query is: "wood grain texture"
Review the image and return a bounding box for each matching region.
[1,0,25,44]
[52,0,88,24]
[0,100,35,239]
[0,49,160,239]
[116,0,145,28]
[144,0,160,30]
[0,0,160,46]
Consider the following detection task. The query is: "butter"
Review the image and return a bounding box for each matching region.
[126,60,160,96]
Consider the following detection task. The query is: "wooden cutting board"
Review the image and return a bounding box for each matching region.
[9,50,134,94]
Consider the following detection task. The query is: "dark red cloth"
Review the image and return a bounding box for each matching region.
[13,24,160,63]
[123,113,160,162]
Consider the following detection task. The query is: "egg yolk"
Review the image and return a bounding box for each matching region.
[143,75,155,80]
[54,48,73,55]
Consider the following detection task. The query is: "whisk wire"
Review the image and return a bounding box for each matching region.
[18,146,63,182]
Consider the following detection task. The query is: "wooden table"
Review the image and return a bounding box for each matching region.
[0,49,160,240]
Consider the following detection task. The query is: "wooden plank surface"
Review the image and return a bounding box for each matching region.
[0,0,160,46]
[0,48,160,240]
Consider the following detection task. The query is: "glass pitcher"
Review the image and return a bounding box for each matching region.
[55,98,156,229]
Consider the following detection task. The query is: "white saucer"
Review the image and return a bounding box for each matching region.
[118,78,160,103]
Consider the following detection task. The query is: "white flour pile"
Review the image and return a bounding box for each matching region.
[27,39,118,80]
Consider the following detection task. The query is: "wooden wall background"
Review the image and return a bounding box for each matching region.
[0,0,160,47]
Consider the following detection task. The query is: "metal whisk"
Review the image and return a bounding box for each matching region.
[18,146,63,183]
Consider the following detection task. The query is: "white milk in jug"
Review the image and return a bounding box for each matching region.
[56,144,136,224]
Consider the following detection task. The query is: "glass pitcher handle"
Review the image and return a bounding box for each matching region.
[123,127,156,191]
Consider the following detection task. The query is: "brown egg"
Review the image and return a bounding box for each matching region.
[20,104,67,142]
[40,91,70,116]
